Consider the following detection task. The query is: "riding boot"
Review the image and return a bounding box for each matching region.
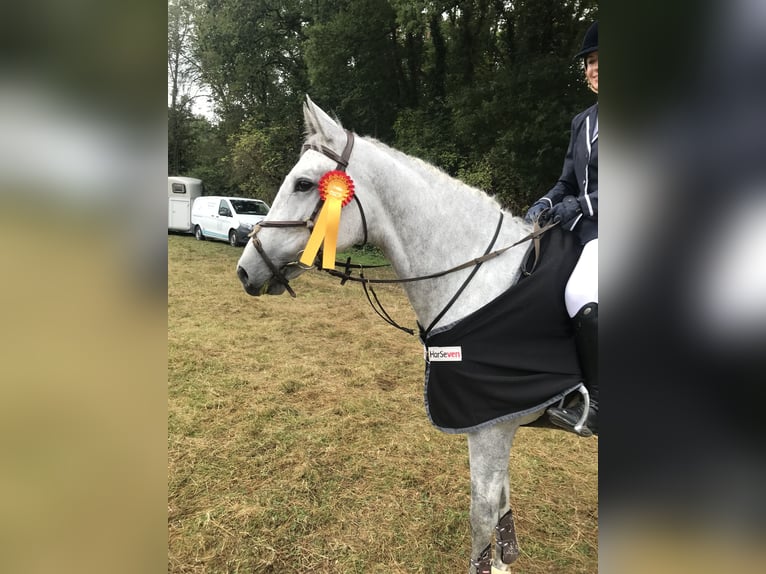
[548,303,598,436]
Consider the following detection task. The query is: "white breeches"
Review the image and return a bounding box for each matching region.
[565,238,598,318]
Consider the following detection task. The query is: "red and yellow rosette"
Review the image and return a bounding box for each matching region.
[299,170,355,269]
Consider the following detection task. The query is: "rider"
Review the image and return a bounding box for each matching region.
[525,20,598,437]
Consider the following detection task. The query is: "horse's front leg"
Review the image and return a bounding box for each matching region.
[466,411,543,574]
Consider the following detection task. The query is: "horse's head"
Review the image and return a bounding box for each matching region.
[236,96,368,296]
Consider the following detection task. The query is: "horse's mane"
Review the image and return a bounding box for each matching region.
[364,136,504,212]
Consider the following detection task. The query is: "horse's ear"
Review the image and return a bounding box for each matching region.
[303,95,343,144]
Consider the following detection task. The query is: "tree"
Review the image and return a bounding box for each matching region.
[168,0,207,175]
[189,0,309,196]
[184,119,230,193]
[194,0,309,128]
[226,122,302,203]
[304,0,401,139]
[170,0,598,212]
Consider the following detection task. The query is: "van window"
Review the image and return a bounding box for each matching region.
[231,199,269,216]
[218,200,232,217]
[171,183,186,194]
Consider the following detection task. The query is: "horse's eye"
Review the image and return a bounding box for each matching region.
[294,178,314,193]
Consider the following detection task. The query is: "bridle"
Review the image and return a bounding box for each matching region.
[248,129,557,335]
[247,129,367,297]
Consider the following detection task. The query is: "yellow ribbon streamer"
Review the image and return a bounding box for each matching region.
[299,171,354,270]
[300,204,329,267]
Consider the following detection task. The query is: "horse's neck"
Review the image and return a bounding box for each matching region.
[363,143,531,332]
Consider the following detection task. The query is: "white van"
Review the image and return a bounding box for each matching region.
[191,196,271,246]
[168,176,204,233]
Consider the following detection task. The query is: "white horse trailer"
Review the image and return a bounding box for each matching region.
[168,176,204,233]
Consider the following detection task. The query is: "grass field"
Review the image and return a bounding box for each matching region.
[168,234,598,573]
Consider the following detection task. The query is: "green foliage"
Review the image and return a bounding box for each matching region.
[337,244,388,267]
[457,157,493,193]
[170,0,599,211]
[393,105,459,173]
[184,120,230,192]
[193,0,309,126]
[167,104,194,176]
[226,122,303,203]
[304,0,400,139]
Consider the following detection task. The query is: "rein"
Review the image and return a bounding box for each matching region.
[324,219,554,287]
[323,217,557,335]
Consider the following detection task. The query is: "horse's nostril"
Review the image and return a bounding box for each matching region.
[236,266,249,283]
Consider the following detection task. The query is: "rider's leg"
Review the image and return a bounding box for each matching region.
[549,239,598,436]
[549,302,598,435]
[564,239,598,319]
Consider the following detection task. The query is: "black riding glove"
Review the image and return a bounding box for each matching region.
[549,195,582,229]
[524,200,550,224]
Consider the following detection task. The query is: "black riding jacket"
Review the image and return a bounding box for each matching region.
[543,103,598,244]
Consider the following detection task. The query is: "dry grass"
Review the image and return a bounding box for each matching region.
[168,235,598,573]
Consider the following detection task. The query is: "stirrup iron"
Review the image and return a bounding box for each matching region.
[554,383,591,435]
[573,383,590,435]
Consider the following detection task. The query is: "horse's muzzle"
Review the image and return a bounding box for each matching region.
[236,266,262,296]
[237,265,293,297]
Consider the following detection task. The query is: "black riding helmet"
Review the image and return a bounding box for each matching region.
[575,21,598,59]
